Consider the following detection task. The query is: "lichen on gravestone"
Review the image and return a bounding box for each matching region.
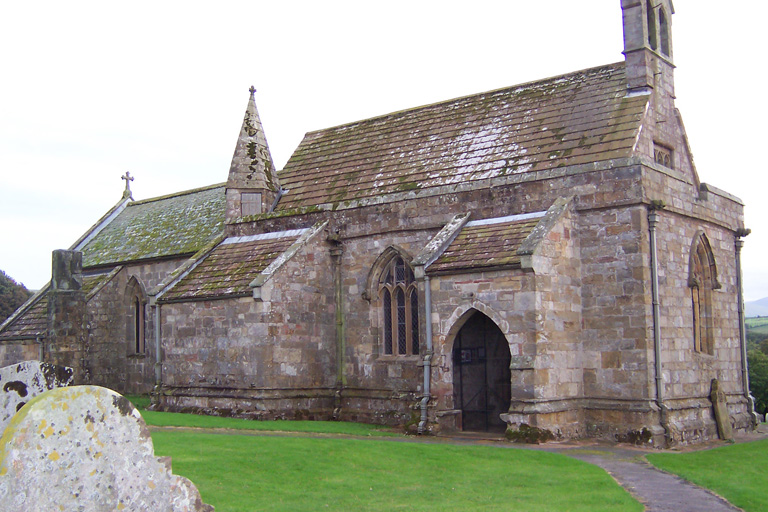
[0,360,73,434]
[0,385,213,512]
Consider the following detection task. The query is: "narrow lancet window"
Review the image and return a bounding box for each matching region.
[126,277,147,355]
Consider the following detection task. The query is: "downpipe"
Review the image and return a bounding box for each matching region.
[648,206,670,443]
[152,301,162,408]
[735,231,758,427]
[418,276,433,434]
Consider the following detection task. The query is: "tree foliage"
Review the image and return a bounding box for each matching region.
[747,320,768,415]
[0,270,32,323]
[749,350,768,415]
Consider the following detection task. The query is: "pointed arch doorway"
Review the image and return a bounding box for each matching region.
[452,312,511,432]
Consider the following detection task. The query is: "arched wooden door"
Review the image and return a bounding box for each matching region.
[452,312,511,432]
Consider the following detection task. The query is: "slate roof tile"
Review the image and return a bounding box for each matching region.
[160,231,304,302]
[81,184,226,268]
[277,63,646,209]
[428,215,542,274]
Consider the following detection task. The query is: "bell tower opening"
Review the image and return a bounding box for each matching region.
[622,0,675,95]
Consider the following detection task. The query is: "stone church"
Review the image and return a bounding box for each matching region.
[0,1,756,445]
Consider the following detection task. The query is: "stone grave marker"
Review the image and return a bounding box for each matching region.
[710,378,734,441]
[0,360,73,434]
[0,385,213,511]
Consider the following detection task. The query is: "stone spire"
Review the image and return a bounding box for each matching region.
[621,0,675,95]
[226,86,281,224]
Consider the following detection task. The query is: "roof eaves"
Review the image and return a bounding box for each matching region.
[427,262,524,277]
[156,292,252,305]
[284,157,639,212]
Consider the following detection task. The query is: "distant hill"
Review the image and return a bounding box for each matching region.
[746,297,768,318]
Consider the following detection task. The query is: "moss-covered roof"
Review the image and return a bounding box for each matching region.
[81,184,225,267]
[0,273,114,341]
[277,62,647,209]
[428,213,544,274]
[159,230,305,302]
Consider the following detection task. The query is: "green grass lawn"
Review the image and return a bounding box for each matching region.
[131,396,640,511]
[126,395,399,437]
[646,439,768,512]
[151,431,642,512]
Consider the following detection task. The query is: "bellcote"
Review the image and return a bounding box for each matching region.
[225,86,281,224]
[622,0,675,95]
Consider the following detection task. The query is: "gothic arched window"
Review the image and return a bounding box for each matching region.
[126,277,147,355]
[379,256,419,356]
[689,233,719,355]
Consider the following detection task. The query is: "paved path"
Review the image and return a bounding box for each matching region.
[551,445,740,512]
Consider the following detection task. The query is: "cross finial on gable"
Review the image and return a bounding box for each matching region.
[249,86,256,98]
[121,171,134,199]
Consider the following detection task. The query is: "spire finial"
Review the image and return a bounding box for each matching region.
[121,171,134,199]
[249,85,256,98]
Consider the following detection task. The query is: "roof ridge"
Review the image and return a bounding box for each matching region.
[301,62,625,137]
[128,182,226,206]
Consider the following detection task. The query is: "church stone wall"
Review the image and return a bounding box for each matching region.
[222,163,648,428]
[521,205,584,437]
[85,259,183,395]
[652,208,749,443]
[578,203,656,439]
[337,228,434,425]
[158,236,337,419]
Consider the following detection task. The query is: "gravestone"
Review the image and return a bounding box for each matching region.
[710,378,734,441]
[0,385,213,511]
[0,360,73,434]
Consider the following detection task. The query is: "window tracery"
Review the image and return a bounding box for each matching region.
[378,256,419,356]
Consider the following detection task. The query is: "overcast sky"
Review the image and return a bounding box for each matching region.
[1,1,766,300]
